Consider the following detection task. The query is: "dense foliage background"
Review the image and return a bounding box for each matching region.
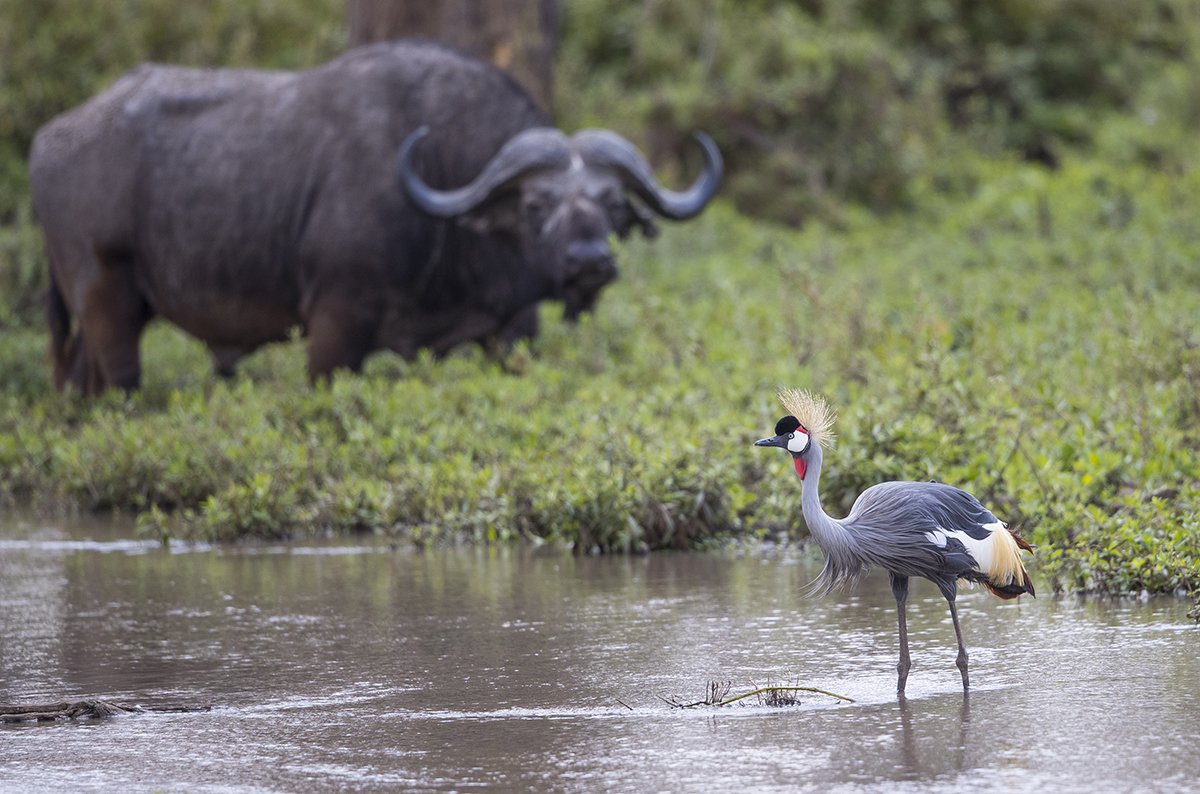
[0,0,1198,610]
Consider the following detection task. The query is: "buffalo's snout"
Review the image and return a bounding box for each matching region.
[565,238,614,278]
[559,238,618,322]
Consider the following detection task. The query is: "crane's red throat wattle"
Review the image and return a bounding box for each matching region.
[793,457,807,479]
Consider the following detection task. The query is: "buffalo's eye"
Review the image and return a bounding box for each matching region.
[602,191,625,214]
[524,192,555,221]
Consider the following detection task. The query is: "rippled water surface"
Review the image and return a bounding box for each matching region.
[1,516,1197,792]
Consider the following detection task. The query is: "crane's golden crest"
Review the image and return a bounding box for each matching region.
[776,388,837,447]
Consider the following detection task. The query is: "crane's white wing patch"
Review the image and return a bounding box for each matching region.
[931,521,1024,585]
[941,526,995,574]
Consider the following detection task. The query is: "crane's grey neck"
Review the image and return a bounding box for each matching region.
[798,443,838,537]
[797,443,866,593]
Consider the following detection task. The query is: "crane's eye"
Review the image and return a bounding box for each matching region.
[788,433,795,439]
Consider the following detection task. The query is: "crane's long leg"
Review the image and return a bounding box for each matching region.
[889,573,911,694]
[947,597,969,690]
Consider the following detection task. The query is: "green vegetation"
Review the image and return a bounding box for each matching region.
[2,158,1198,607]
[0,2,1198,610]
[560,0,1200,223]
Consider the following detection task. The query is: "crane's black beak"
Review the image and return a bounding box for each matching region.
[754,434,788,449]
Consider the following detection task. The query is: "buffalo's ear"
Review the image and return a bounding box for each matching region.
[457,193,520,236]
[620,199,658,240]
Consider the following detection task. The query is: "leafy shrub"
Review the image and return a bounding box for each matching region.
[1,156,1198,615]
[557,0,1200,222]
[0,206,46,329]
[558,0,938,224]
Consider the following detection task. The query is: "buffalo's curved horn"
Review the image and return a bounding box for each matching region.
[398,126,572,218]
[571,130,723,220]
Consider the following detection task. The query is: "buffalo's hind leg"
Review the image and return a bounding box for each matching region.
[63,254,151,395]
[54,321,91,394]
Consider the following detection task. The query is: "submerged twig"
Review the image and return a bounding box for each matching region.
[663,680,734,708]
[663,681,854,709]
[0,699,213,723]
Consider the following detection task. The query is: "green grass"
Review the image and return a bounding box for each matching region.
[1,153,1197,609]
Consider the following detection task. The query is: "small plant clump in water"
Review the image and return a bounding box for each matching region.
[756,687,801,708]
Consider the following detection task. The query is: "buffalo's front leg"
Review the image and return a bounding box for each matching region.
[428,313,502,358]
[496,305,540,347]
[482,305,541,368]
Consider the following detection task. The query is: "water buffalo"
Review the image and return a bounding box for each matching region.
[29,40,721,394]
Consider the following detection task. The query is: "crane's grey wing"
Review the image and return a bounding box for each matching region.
[843,481,1033,597]
[841,481,1000,582]
[847,481,999,529]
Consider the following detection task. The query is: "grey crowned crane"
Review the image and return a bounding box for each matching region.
[755,389,1034,694]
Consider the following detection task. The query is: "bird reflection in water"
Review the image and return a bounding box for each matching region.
[896,694,972,779]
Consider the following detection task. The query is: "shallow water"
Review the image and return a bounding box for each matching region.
[1,516,1196,792]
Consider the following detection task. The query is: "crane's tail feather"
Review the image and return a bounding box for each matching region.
[982,574,1035,599]
[1007,524,1036,553]
[982,523,1036,598]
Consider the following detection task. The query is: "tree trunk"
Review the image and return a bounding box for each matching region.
[346,0,560,115]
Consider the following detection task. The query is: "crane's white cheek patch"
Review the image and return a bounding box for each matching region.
[786,432,810,453]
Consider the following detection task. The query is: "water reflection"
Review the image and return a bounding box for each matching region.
[1,516,1197,793]
[893,693,972,781]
